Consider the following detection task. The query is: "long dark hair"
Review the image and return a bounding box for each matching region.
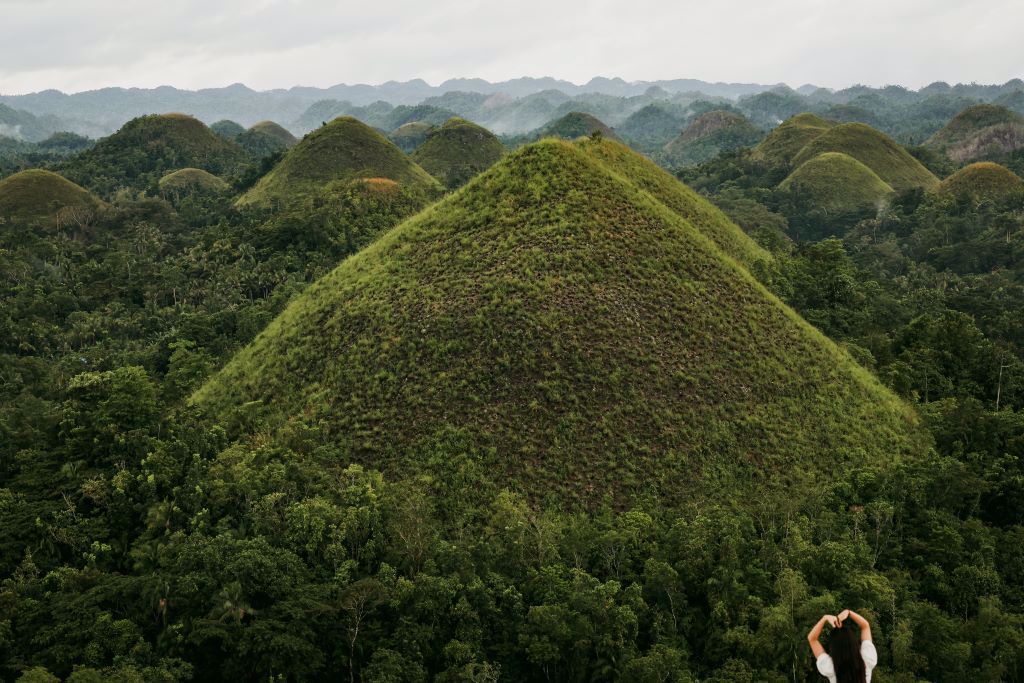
[827,624,866,683]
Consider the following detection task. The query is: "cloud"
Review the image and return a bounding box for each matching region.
[0,0,1021,94]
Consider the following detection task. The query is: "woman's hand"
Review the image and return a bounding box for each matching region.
[825,614,840,628]
[837,609,850,625]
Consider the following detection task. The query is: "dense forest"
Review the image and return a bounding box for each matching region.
[2,78,1024,682]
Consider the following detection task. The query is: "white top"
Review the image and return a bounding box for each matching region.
[816,640,877,683]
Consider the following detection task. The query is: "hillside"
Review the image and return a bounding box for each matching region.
[753,112,835,166]
[616,104,686,152]
[935,161,1024,201]
[780,152,894,213]
[927,104,1024,163]
[0,169,103,224]
[248,120,298,147]
[927,104,1023,147]
[791,122,939,191]
[532,111,621,142]
[411,117,505,188]
[210,119,246,138]
[236,116,441,207]
[61,113,248,196]
[157,167,229,196]
[662,110,763,166]
[195,139,925,503]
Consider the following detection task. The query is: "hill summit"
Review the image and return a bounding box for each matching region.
[662,110,762,166]
[936,161,1024,202]
[236,116,441,207]
[412,117,505,188]
[534,112,621,142]
[780,152,894,214]
[195,138,925,503]
[927,104,1024,163]
[0,169,104,225]
[754,112,835,167]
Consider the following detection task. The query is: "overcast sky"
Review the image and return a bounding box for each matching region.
[1,0,1021,94]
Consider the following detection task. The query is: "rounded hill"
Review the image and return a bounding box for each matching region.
[236,116,442,207]
[210,120,246,139]
[754,113,835,167]
[533,112,621,142]
[0,169,103,224]
[61,113,248,195]
[780,152,894,213]
[927,104,1024,148]
[389,121,435,153]
[248,121,298,147]
[935,161,1024,202]
[662,110,763,166]
[791,122,939,191]
[195,139,926,504]
[411,117,505,188]
[158,167,229,195]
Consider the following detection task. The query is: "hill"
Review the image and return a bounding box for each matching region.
[0,169,103,224]
[194,139,925,504]
[236,116,441,207]
[411,117,505,188]
[753,112,835,166]
[235,120,298,159]
[927,104,1024,163]
[790,122,939,191]
[157,167,229,197]
[61,113,248,196]
[935,161,1024,202]
[780,152,894,213]
[388,121,435,153]
[210,119,246,139]
[662,110,763,166]
[616,104,686,152]
[533,112,621,142]
[248,120,298,147]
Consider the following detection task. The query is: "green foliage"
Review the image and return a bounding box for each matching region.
[0,169,104,225]
[662,111,763,167]
[532,112,621,142]
[753,113,835,167]
[388,121,436,153]
[936,161,1024,202]
[157,168,229,199]
[411,117,505,189]
[780,152,894,215]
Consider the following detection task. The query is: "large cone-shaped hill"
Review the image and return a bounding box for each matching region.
[412,117,506,188]
[62,113,247,194]
[754,113,835,167]
[926,104,1024,163]
[0,169,104,224]
[237,116,441,207]
[935,162,1024,202]
[533,112,621,142]
[780,152,894,213]
[790,123,938,192]
[662,110,763,166]
[195,139,925,503]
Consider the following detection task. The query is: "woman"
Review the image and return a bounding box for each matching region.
[807,609,878,683]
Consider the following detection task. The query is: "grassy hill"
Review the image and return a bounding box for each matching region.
[935,161,1024,202]
[411,117,506,188]
[578,136,770,269]
[157,167,229,196]
[617,104,686,152]
[0,169,103,224]
[662,110,763,167]
[236,116,441,207]
[194,139,925,504]
[791,122,939,191]
[389,121,435,153]
[533,112,621,142]
[753,112,835,166]
[61,113,248,196]
[210,119,246,139]
[927,104,1024,163]
[780,152,894,213]
[248,121,298,147]
[927,104,1023,147]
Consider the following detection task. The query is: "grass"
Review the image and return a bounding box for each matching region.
[936,161,1024,201]
[411,117,506,188]
[753,113,834,167]
[389,122,436,153]
[791,123,939,191]
[534,112,621,142]
[237,116,442,207]
[0,169,103,224]
[662,111,763,166]
[927,104,1024,147]
[194,139,927,505]
[211,120,246,139]
[248,121,298,147]
[780,152,894,213]
[158,167,229,194]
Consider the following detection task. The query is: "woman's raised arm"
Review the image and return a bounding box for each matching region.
[807,614,839,657]
[838,609,872,641]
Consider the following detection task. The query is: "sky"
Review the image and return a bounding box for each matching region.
[0,0,1021,94]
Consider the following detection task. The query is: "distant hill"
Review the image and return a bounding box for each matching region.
[532,112,621,142]
[210,119,246,139]
[613,104,686,152]
[157,167,229,197]
[194,138,925,503]
[0,169,103,225]
[388,121,436,153]
[935,161,1024,202]
[790,122,939,191]
[780,152,894,213]
[234,120,298,158]
[0,103,66,142]
[411,118,505,188]
[926,104,1024,163]
[754,113,836,167]
[662,110,763,166]
[236,116,441,207]
[61,113,248,196]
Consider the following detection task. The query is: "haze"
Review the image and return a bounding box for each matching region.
[1,0,1021,94]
